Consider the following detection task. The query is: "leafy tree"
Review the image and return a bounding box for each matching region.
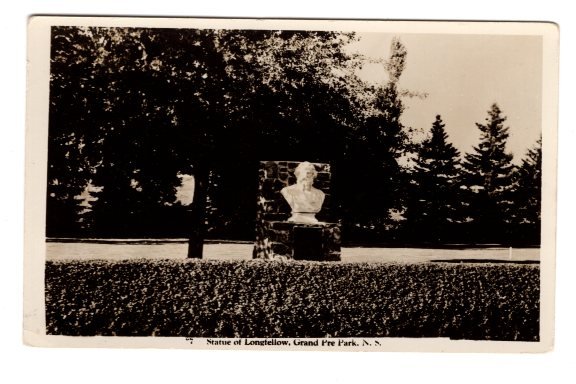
[47,27,107,237]
[404,115,461,243]
[49,27,228,244]
[461,103,516,244]
[334,37,411,243]
[49,27,240,248]
[204,30,364,241]
[47,27,368,254]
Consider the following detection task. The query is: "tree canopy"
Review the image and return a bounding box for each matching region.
[47,27,542,247]
[460,104,517,244]
[404,115,462,243]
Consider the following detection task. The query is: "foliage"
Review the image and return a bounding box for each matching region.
[461,104,516,243]
[47,27,368,241]
[46,259,539,341]
[335,37,412,241]
[47,28,542,247]
[49,27,224,237]
[510,137,542,243]
[404,115,462,242]
[203,30,365,240]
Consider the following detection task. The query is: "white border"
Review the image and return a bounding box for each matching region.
[4,1,573,383]
[24,16,558,353]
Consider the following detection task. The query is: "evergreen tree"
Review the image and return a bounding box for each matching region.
[511,137,542,244]
[461,103,515,244]
[404,115,461,243]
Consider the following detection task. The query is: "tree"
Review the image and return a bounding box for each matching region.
[510,137,542,245]
[203,30,365,241]
[47,27,368,253]
[461,103,516,244]
[334,37,412,243]
[49,27,228,245]
[47,27,108,237]
[404,115,461,243]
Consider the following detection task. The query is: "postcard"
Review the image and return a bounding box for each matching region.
[24,16,558,351]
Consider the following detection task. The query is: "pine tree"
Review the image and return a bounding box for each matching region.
[511,137,542,244]
[405,115,461,243]
[461,103,516,244]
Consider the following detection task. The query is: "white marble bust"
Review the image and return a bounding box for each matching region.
[280,162,325,224]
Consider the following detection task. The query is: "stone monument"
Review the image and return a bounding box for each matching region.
[253,161,341,261]
[280,161,325,224]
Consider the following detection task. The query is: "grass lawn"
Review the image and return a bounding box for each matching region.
[46,241,540,263]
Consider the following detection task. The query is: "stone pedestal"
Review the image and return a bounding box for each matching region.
[253,160,341,261]
[254,221,341,261]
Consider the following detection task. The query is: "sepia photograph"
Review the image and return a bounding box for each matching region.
[24,16,558,351]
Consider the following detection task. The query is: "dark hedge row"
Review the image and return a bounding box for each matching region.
[45,260,540,340]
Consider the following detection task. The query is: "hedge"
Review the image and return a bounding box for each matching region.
[45,259,539,340]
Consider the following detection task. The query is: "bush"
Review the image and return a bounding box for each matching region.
[45,259,539,340]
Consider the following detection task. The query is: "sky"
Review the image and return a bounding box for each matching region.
[5,3,572,381]
[161,32,547,205]
[348,33,543,163]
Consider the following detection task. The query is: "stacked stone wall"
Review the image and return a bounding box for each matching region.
[253,161,340,261]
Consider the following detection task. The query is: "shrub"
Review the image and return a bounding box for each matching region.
[45,259,539,340]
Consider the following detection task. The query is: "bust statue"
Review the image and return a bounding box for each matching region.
[280,162,325,224]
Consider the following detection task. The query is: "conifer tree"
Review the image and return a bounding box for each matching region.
[405,115,461,243]
[461,103,515,244]
[511,137,542,244]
